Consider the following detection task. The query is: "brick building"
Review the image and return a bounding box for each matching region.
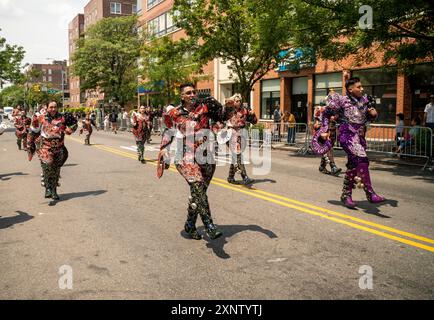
[138,0,433,125]
[25,60,69,106]
[255,55,433,126]
[68,14,84,108]
[68,0,137,108]
[137,0,214,102]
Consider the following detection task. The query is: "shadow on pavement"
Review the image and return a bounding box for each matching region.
[0,211,34,229]
[0,172,28,181]
[63,164,79,167]
[328,199,398,218]
[48,190,107,206]
[181,224,278,259]
[241,178,277,188]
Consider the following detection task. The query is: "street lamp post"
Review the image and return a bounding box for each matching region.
[137,75,142,111]
[61,69,66,112]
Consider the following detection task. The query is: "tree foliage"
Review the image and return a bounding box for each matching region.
[71,16,143,107]
[173,0,297,101]
[0,29,26,89]
[0,84,25,107]
[141,36,203,105]
[291,0,434,71]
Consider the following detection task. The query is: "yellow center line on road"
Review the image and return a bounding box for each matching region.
[211,177,434,246]
[66,136,434,253]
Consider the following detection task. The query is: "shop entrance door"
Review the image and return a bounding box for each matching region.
[291,94,308,124]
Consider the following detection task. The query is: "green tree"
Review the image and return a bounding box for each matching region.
[291,0,433,71]
[0,84,25,107]
[141,36,203,105]
[71,16,143,107]
[0,29,25,89]
[173,0,299,101]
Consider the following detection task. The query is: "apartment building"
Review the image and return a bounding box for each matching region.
[68,14,84,108]
[137,0,214,101]
[25,60,69,106]
[68,0,137,107]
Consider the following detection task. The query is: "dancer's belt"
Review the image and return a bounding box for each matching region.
[43,138,63,148]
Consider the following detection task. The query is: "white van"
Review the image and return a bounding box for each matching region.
[3,107,13,121]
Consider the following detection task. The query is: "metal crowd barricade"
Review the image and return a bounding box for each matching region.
[249,122,311,154]
[363,124,433,169]
[153,116,162,134]
[272,122,310,152]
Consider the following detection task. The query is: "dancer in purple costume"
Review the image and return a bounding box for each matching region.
[312,77,385,208]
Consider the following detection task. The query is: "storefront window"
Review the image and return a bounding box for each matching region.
[353,68,397,124]
[261,79,280,119]
[314,73,342,106]
[408,63,434,121]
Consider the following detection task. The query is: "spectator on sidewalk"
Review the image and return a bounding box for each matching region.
[109,109,118,134]
[273,104,282,141]
[395,113,405,148]
[397,116,422,156]
[122,109,128,131]
[284,111,296,144]
[423,94,434,131]
[104,114,110,132]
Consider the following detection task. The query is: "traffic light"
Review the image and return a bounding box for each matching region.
[33,84,40,92]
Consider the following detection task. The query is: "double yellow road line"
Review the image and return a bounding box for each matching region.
[68,136,434,253]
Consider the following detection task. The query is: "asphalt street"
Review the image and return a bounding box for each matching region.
[1,126,433,299]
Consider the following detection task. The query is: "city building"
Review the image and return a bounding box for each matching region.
[137,0,214,102]
[68,0,137,108]
[139,1,434,124]
[68,14,84,108]
[25,60,69,107]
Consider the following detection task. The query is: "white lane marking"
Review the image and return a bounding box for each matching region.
[120,146,137,152]
[119,145,250,165]
[120,145,160,152]
[267,258,287,263]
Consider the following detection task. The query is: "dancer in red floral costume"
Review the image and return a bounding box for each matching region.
[158,83,225,240]
[223,93,257,184]
[131,106,152,163]
[29,101,77,200]
[14,109,31,151]
[79,112,98,145]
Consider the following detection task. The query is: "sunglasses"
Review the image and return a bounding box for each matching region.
[183,90,197,95]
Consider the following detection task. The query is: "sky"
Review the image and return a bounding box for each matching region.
[0,0,89,65]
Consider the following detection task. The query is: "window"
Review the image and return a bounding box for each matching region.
[48,69,52,75]
[148,11,177,37]
[314,72,342,106]
[43,76,46,82]
[352,68,397,124]
[132,4,137,13]
[110,2,121,14]
[48,76,52,82]
[261,79,280,120]
[147,0,164,10]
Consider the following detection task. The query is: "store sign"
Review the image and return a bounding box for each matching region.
[277,48,316,72]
